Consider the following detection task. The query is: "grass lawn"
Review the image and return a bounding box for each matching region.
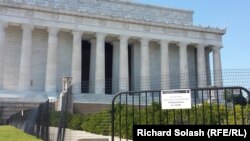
[0,125,42,141]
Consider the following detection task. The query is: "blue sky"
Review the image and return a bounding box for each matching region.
[136,0,250,69]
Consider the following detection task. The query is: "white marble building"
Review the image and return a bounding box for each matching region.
[0,0,225,101]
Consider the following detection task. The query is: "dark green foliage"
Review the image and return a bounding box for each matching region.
[49,110,60,126]
[49,110,72,128]
[81,110,111,135]
[68,113,84,130]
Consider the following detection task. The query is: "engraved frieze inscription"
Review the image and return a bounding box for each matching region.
[75,16,83,23]
[168,28,185,36]
[0,6,8,13]
[122,23,129,30]
[143,26,150,32]
[205,33,217,40]
[188,31,201,38]
[200,32,206,39]
[98,20,107,27]
[162,28,169,34]
[25,10,34,18]
[51,13,59,21]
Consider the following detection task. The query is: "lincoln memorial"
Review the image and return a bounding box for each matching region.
[0,0,225,102]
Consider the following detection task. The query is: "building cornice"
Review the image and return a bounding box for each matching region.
[0,1,225,35]
[109,0,194,14]
[0,0,192,24]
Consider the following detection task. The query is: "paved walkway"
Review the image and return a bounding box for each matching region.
[49,127,132,141]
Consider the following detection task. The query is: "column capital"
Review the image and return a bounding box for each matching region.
[72,30,84,36]
[177,42,189,47]
[47,27,60,35]
[22,24,34,31]
[212,45,222,51]
[96,32,107,39]
[119,35,130,41]
[140,38,150,48]
[159,40,170,46]
[195,44,207,50]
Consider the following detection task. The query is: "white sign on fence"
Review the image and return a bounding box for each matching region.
[161,89,191,109]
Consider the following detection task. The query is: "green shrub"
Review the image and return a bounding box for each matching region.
[49,110,60,126]
[68,113,84,130]
[81,110,111,135]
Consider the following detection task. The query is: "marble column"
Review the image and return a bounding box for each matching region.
[213,46,223,87]
[119,36,129,91]
[140,38,150,90]
[0,22,7,89]
[160,40,170,89]
[71,31,83,94]
[179,42,189,88]
[196,44,207,87]
[18,24,34,91]
[205,48,212,86]
[95,33,106,94]
[45,28,59,97]
[112,41,119,94]
[131,42,140,91]
[89,39,96,93]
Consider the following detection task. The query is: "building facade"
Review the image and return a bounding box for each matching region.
[0,0,225,101]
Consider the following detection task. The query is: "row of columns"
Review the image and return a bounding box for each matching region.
[0,23,223,97]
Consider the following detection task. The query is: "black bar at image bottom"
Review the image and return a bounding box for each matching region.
[133,125,250,141]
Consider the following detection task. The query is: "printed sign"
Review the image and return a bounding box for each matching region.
[161,89,191,109]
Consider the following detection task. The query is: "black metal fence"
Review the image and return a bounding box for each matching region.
[56,86,73,141]
[2,86,73,141]
[8,100,50,141]
[1,69,250,141]
[111,86,250,141]
[2,87,250,141]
